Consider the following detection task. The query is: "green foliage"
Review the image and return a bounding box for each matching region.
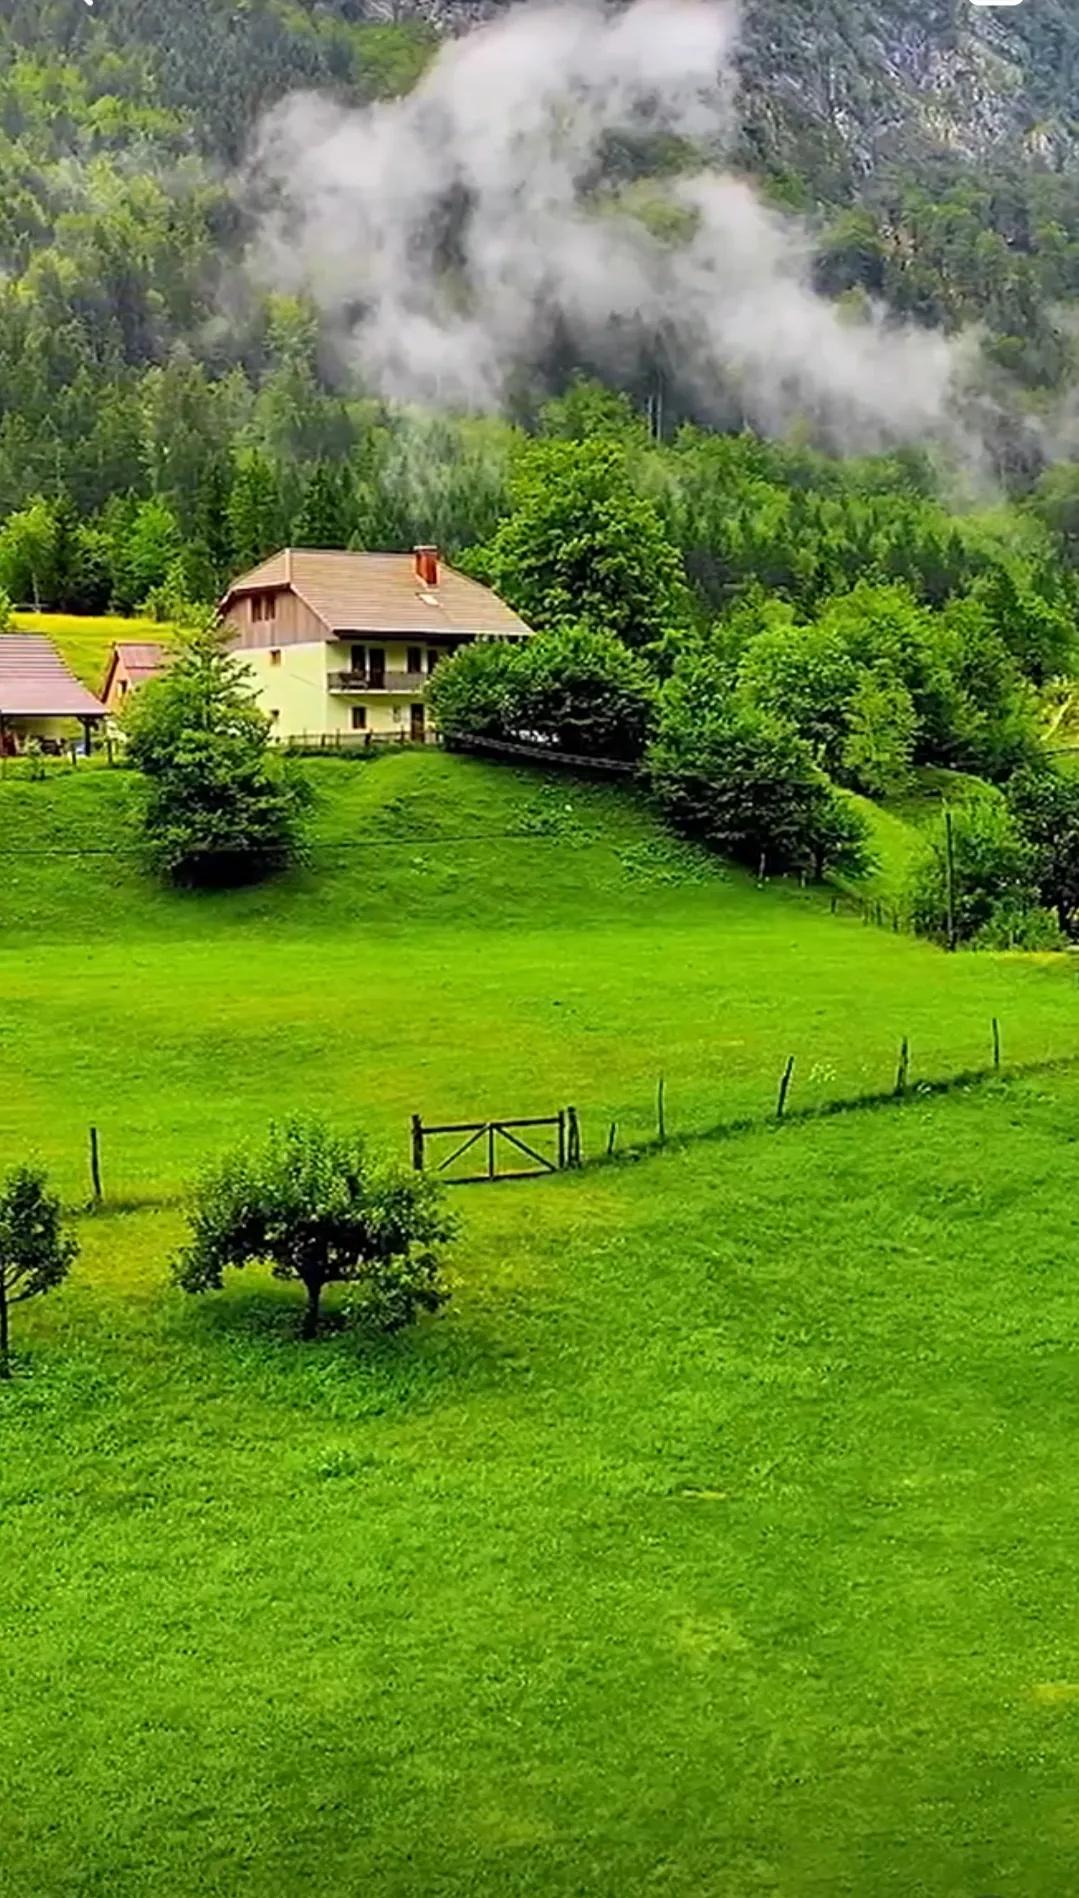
[736,618,861,777]
[431,625,658,762]
[427,640,527,745]
[515,625,659,761]
[0,1163,77,1378]
[125,621,310,888]
[1007,765,1079,939]
[476,439,691,650]
[910,793,1048,948]
[730,579,1039,793]
[840,670,918,797]
[0,497,60,609]
[648,657,870,880]
[174,1117,454,1338]
[293,460,357,550]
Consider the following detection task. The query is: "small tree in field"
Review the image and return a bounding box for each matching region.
[125,618,310,888]
[0,1166,78,1378]
[174,1120,456,1339]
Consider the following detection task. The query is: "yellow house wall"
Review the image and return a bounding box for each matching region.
[238,643,334,741]
[237,640,436,741]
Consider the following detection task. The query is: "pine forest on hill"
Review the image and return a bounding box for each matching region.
[5,0,1079,624]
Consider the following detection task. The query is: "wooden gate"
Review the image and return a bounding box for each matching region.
[411,1110,580,1184]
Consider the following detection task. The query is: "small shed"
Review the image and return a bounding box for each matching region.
[0,635,107,755]
[101,641,167,714]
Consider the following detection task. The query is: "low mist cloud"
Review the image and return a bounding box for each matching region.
[243,0,971,453]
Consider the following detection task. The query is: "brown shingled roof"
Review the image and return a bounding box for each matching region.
[114,641,167,679]
[0,635,106,719]
[102,641,168,699]
[221,549,533,641]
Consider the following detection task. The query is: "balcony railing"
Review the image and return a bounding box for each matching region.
[329,670,428,694]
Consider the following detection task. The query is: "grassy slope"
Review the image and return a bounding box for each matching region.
[4,752,1079,1895]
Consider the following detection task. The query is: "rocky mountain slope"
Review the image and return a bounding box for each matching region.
[359,0,1079,181]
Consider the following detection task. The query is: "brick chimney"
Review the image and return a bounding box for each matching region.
[414,545,440,589]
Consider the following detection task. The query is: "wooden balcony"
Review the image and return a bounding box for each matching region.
[329,670,428,695]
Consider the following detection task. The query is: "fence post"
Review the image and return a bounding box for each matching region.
[944,803,957,952]
[557,1110,566,1171]
[487,1123,496,1181]
[992,1018,1001,1072]
[89,1126,103,1205]
[657,1076,667,1145]
[607,1121,618,1158]
[411,1114,424,1172]
[776,1057,795,1120]
[895,1037,910,1098]
[567,1107,581,1169]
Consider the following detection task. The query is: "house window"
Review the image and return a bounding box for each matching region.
[263,593,276,621]
[407,646,423,676]
[351,706,367,731]
[350,644,366,676]
[118,679,129,698]
[252,593,276,623]
[426,649,441,673]
[269,649,281,668]
[252,594,262,622]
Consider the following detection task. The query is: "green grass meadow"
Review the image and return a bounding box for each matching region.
[4,751,1079,1895]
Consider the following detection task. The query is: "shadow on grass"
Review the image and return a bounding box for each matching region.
[169,1277,539,1418]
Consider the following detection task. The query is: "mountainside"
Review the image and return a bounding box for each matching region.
[2,0,1079,591]
[329,0,1079,177]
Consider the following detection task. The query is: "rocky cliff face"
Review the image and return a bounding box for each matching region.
[739,0,1079,178]
[360,0,1079,183]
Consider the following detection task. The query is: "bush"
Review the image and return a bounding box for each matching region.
[648,658,870,880]
[174,1118,455,1339]
[427,640,529,745]
[909,792,1047,946]
[0,1165,77,1378]
[125,619,310,888]
[430,625,658,762]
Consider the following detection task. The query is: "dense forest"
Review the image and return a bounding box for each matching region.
[4,0,1079,624]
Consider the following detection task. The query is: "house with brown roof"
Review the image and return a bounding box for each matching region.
[101,641,168,716]
[0,634,107,755]
[219,547,533,745]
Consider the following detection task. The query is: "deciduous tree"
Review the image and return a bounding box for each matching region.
[174,1119,455,1339]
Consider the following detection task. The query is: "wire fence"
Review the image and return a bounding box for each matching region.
[58,1020,1077,1220]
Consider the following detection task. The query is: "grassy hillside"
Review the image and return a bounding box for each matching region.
[5,751,1079,1894]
